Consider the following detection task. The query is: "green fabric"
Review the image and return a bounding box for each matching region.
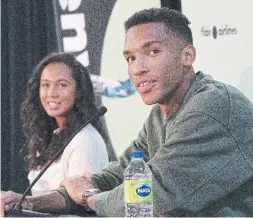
[65,72,253,216]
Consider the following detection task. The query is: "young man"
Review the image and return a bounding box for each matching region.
[2,8,253,217]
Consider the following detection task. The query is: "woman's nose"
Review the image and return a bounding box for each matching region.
[48,86,59,97]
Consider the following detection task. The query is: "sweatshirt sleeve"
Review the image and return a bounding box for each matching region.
[147,112,251,216]
[93,111,251,217]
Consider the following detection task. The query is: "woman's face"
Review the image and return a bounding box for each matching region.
[39,62,76,126]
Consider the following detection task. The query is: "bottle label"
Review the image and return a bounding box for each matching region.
[124,180,153,203]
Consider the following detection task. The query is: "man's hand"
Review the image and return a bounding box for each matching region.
[60,172,99,206]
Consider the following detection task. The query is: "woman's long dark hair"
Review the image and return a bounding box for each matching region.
[21,52,102,170]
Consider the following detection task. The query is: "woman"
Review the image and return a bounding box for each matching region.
[21,52,109,195]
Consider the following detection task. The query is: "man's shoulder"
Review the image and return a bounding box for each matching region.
[187,72,247,108]
[180,72,253,121]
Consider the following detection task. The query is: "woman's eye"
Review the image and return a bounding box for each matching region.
[41,83,49,88]
[58,83,67,87]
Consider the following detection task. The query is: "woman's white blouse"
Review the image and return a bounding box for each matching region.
[28,124,109,196]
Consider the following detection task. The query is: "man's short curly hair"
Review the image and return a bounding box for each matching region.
[124,7,193,45]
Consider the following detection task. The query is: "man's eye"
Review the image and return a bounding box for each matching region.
[149,50,159,55]
[126,56,135,63]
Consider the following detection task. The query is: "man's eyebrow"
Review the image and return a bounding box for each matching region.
[123,50,131,56]
[142,40,161,49]
[123,40,162,56]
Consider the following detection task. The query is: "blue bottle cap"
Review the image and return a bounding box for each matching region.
[130,151,144,158]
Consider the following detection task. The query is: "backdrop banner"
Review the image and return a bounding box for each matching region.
[52,0,116,76]
[181,0,253,102]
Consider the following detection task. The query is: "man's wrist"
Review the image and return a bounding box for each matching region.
[81,189,100,211]
[86,195,96,211]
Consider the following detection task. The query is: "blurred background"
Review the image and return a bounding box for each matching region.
[1,0,253,194]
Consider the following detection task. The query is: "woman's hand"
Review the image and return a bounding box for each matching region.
[1,199,5,217]
[0,191,22,211]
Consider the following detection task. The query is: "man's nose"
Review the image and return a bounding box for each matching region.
[133,56,148,76]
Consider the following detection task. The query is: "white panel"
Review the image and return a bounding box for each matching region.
[181,0,253,102]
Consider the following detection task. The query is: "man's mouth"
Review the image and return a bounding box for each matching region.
[139,81,153,87]
[136,80,156,93]
[137,79,156,87]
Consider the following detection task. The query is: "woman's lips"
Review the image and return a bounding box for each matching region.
[47,102,60,110]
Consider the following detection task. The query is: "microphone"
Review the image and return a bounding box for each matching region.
[13,106,107,210]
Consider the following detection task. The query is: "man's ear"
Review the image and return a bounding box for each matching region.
[181,45,196,67]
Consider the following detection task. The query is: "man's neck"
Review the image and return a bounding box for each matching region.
[160,70,196,117]
[160,103,180,117]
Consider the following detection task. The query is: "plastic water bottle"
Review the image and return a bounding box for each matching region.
[124,151,153,217]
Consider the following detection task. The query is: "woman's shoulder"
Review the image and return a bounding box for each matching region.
[64,123,106,152]
[75,123,103,140]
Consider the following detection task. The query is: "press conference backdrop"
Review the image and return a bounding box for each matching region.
[2,0,252,193]
[1,0,180,193]
[181,0,253,103]
[52,0,253,156]
[53,0,162,156]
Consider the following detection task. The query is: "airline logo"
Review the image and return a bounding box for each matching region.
[201,24,237,39]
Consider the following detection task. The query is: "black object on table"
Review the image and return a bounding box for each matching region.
[5,208,60,217]
[5,208,98,217]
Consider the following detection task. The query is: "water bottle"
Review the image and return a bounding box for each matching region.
[124,151,153,217]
